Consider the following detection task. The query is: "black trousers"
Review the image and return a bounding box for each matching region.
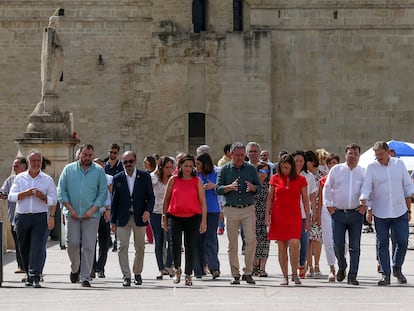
[168,214,201,276]
[15,213,48,282]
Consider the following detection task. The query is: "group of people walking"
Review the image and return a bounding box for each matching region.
[2,140,413,288]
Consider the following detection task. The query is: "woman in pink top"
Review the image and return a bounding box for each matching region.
[162,154,207,286]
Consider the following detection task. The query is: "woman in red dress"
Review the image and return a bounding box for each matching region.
[265,154,310,285]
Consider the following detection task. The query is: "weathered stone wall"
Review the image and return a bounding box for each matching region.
[1,0,414,185]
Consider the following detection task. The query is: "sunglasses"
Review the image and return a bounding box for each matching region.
[259,169,270,174]
[123,159,135,165]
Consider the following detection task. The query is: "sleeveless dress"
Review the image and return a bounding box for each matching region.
[268,174,307,241]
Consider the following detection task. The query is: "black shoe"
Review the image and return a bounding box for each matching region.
[70,272,80,283]
[25,278,33,287]
[242,274,256,284]
[134,274,142,285]
[81,280,91,287]
[336,269,346,282]
[230,275,240,285]
[90,270,96,279]
[123,278,131,287]
[97,271,105,278]
[33,280,41,288]
[378,274,391,286]
[112,245,118,252]
[212,270,220,280]
[393,269,407,284]
[347,276,359,285]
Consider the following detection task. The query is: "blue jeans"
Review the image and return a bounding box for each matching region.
[331,210,363,277]
[150,213,173,271]
[15,213,48,282]
[299,219,309,266]
[194,212,220,276]
[374,212,409,276]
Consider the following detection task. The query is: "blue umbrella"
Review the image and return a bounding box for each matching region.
[388,140,414,157]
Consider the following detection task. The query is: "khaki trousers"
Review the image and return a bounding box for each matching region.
[223,205,256,276]
[117,215,146,279]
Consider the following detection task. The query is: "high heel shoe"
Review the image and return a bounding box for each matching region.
[298,266,305,279]
[173,268,182,284]
[185,275,193,286]
[280,276,289,286]
[292,273,302,285]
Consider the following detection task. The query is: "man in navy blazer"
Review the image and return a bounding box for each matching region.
[111,150,155,287]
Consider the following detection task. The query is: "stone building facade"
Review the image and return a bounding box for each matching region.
[1,0,414,182]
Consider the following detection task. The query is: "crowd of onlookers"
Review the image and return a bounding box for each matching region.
[1,140,413,288]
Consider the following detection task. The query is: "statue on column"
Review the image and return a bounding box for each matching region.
[41,9,64,97]
[23,8,71,139]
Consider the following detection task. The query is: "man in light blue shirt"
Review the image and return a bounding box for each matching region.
[58,144,107,287]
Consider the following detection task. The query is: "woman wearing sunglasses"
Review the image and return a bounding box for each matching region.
[253,161,271,277]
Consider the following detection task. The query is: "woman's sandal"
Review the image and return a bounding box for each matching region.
[298,266,305,279]
[258,270,268,277]
[185,275,193,286]
[314,265,322,278]
[280,277,289,286]
[173,268,182,284]
[292,273,302,285]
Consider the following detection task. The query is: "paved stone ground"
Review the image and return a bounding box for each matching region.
[1,229,414,311]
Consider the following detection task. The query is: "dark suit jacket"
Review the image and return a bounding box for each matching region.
[111,169,155,227]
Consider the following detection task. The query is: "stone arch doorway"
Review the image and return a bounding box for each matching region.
[159,112,232,162]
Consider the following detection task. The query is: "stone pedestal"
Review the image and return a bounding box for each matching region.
[24,95,69,140]
[14,139,79,184]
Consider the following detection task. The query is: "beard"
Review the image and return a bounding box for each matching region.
[80,158,92,167]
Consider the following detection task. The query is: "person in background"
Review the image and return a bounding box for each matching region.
[360,141,414,286]
[266,154,309,285]
[150,156,175,280]
[259,150,274,174]
[162,154,207,286]
[291,150,317,279]
[316,148,330,176]
[194,153,221,279]
[105,143,123,252]
[304,150,324,278]
[0,157,28,274]
[111,151,155,287]
[143,155,157,244]
[217,144,232,235]
[91,158,113,279]
[9,150,57,288]
[253,161,271,277]
[318,153,340,282]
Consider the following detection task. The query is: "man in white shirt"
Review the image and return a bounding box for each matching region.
[323,143,366,285]
[9,150,57,288]
[360,141,414,286]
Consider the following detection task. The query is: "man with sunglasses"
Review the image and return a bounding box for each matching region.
[105,143,123,251]
[58,144,108,287]
[110,151,155,287]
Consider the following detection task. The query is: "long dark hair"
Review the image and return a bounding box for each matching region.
[277,154,298,180]
[196,153,214,175]
[178,154,197,178]
[291,150,308,173]
[155,156,174,182]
